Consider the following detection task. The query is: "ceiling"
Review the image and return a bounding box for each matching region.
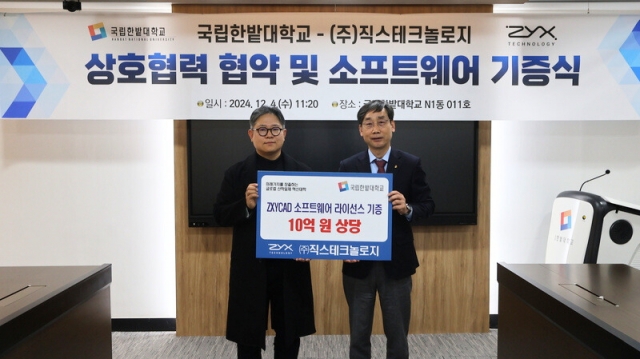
[2,0,638,13]
[4,0,639,5]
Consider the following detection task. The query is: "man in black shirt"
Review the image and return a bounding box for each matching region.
[213,106,316,359]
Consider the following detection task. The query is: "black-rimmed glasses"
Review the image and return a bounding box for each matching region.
[253,127,283,137]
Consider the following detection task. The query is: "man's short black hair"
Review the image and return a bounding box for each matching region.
[357,100,394,125]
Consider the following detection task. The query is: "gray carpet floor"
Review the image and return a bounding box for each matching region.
[112,330,497,359]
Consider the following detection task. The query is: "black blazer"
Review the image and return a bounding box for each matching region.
[213,151,316,348]
[338,148,435,279]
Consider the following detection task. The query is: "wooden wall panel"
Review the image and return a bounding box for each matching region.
[175,5,491,337]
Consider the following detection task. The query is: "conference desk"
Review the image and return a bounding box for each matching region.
[0,264,112,359]
[497,263,640,358]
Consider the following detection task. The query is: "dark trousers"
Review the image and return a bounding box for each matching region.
[343,262,413,359]
[236,337,300,359]
[237,260,301,359]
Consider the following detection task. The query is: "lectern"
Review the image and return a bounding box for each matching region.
[545,190,640,269]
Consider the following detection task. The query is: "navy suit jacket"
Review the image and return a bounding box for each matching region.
[338,148,435,279]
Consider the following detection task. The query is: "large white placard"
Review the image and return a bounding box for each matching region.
[256,171,392,260]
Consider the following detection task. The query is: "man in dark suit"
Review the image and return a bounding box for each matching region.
[213,106,315,359]
[338,100,435,359]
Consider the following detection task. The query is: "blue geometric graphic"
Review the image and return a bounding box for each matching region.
[619,20,640,81]
[599,16,640,116]
[0,14,69,119]
[1,47,44,117]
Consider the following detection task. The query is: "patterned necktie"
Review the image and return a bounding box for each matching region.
[374,159,386,173]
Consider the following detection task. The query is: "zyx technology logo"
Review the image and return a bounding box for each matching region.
[506,25,557,40]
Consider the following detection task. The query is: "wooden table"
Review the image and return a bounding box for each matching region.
[0,264,112,359]
[497,263,640,359]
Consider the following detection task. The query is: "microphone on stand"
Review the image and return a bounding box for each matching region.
[579,169,610,191]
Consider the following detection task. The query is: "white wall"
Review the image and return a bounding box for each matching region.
[490,120,640,313]
[2,119,638,319]
[0,120,176,318]
[489,0,640,316]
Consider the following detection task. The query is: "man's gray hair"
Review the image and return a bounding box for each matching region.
[249,106,285,128]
